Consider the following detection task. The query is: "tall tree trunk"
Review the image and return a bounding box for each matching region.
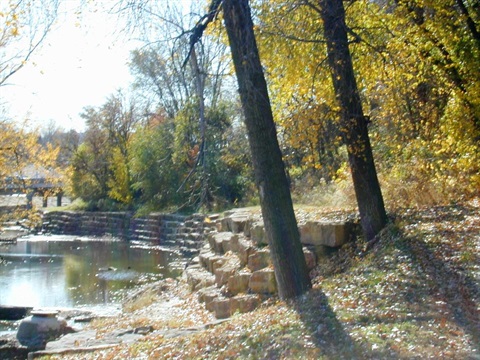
[222,0,311,299]
[319,0,388,240]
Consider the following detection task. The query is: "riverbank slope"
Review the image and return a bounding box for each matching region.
[28,199,480,358]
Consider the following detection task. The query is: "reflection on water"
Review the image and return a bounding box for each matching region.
[0,235,184,308]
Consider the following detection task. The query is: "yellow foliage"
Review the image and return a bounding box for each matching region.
[108,147,133,205]
[0,121,62,206]
[253,0,479,206]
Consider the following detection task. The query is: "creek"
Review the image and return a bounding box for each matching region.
[0,235,185,334]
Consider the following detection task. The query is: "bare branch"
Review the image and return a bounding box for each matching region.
[182,0,223,68]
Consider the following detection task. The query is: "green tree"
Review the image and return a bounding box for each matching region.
[129,114,185,212]
[69,93,140,209]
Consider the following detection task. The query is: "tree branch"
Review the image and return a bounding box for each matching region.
[182,0,223,68]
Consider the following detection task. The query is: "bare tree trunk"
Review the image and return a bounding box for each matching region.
[319,0,388,240]
[222,0,311,299]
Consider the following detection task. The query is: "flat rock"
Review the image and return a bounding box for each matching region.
[45,330,99,349]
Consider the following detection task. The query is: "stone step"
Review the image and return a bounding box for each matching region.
[219,213,250,233]
[249,268,277,295]
[208,232,239,254]
[211,294,261,319]
[184,265,216,292]
[214,256,241,287]
[199,250,228,274]
[197,285,222,311]
[247,248,272,272]
[227,270,251,296]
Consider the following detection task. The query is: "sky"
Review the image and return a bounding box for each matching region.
[1,1,142,133]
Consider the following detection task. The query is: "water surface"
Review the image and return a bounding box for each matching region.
[0,235,184,308]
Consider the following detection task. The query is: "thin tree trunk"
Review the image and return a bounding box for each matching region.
[190,46,210,210]
[222,0,311,299]
[319,0,388,240]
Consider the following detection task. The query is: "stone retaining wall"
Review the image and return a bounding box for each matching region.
[185,210,360,319]
[41,211,210,254]
[42,212,131,238]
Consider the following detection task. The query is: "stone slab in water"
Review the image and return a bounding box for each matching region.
[0,306,32,320]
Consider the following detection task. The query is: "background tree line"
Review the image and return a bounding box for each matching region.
[1,0,478,214]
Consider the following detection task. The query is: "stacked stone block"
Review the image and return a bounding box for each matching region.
[185,210,359,319]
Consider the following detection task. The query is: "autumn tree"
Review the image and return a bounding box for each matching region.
[393,0,480,136]
[0,121,61,212]
[309,0,388,240]
[187,0,311,299]
[255,0,479,209]
[353,0,480,204]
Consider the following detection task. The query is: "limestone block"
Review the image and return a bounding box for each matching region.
[219,218,229,233]
[207,232,216,251]
[210,256,228,274]
[237,237,255,267]
[221,214,250,233]
[300,221,352,247]
[248,220,267,246]
[227,271,251,295]
[212,298,231,319]
[214,256,240,287]
[221,234,239,253]
[303,247,317,270]
[184,265,216,291]
[230,295,261,315]
[244,218,258,237]
[199,251,228,274]
[249,269,277,295]
[247,248,272,272]
[208,232,237,254]
[197,286,222,312]
[199,250,215,269]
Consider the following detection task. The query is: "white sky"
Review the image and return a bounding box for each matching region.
[1,1,141,132]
